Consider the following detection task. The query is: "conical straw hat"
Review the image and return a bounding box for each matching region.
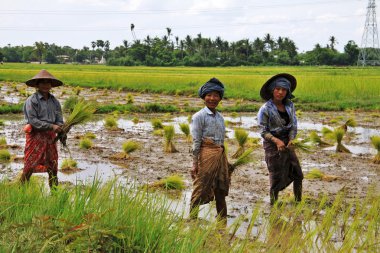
[25,69,63,87]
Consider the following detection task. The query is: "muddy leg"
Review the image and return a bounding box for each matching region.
[20,169,33,184]
[293,180,302,203]
[214,188,227,221]
[47,169,58,189]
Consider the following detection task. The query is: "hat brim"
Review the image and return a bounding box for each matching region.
[25,78,63,88]
[260,73,297,101]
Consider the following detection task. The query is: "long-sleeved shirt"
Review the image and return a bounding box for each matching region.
[191,106,225,163]
[257,99,297,141]
[23,91,63,131]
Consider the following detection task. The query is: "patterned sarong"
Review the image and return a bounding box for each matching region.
[263,137,303,193]
[191,139,230,206]
[24,130,58,174]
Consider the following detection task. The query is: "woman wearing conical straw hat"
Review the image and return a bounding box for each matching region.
[190,78,230,223]
[20,69,64,189]
[257,73,303,206]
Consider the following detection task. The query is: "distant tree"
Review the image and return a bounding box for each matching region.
[344,40,359,65]
[34,41,46,64]
[329,36,337,51]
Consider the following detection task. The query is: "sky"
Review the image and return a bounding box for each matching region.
[0,0,371,52]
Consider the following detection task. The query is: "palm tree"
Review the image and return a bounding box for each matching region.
[329,36,337,51]
[166,27,172,41]
[34,41,46,64]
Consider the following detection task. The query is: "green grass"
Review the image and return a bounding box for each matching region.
[0,179,378,252]
[1,63,380,110]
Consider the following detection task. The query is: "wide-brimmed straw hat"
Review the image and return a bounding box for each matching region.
[260,73,296,101]
[25,69,63,87]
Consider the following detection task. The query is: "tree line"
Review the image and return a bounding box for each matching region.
[0,32,360,66]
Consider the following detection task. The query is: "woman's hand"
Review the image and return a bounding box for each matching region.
[190,164,199,180]
[272,137,286,152]
[51,124,62,133]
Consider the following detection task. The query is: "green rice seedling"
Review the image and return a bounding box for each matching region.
[151,118,163,130]
[0,137,7,148]
[84,132,96,139]
[296,109,303,118]
[340,117,357,132]
[122,140,140,158]
[290,138,314,153]
[325,127,350,153]
[104,116,118,129]
[163,125,178,153]
[60,158,79,172]
[309,130,332,147]
[79,138,93,149]
[231,112,239,118]
[231,147,254,169]
[179,123,191,142]
[0,119,5,126]
[321,127,333,137]
[152,129,164,136]
[61,90,66,96]
[150,174,185,190]
[305,168,324,179]
[232,128,249,158]
[74,86,82,95]
[63,95,79,112]
[126,93,134,104]
[132,117,139,124]
[90,87,97,91]
[0,149,11,162]
[370,135,380,164]
[188,115,192,123]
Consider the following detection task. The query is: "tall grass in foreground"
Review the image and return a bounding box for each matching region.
[0,180,378,252]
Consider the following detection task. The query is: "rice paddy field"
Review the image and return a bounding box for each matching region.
[0,63,379,252]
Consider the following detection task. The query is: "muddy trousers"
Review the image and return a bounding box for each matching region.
[20,169,58,189]
[270,179,302,205]
[190,188,227,220]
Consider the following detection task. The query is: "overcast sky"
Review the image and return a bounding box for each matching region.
[0,0,371,52]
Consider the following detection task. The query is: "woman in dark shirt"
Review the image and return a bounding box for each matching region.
[257,73,303,205]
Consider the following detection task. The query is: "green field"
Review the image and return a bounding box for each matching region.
[1,63,380,110]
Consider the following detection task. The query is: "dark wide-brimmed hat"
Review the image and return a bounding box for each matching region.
[25,69,63,87]
[260,73,296,101]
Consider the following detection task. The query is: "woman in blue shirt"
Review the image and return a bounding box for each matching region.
[257,73,303,205]
[190,78,230,222]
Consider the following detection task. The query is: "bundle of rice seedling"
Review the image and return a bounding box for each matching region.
[151,119,163,130]
[321,127,333,137]
[309,131,332,147]
[132,117,139,124]
[340,117,357,132]
[229,148,254,174]
[325,127,350,153]
[122,140,140,158]
[305,168,339,182]
[79,138,93,149]
[370,135,380,164]
[60,158,79,173]
[84,132,96,139]
[150,175,185,190]
[232,128,249,158]
[56,100,97,146]
[290,138,314,153]
[0,137,7,148]
[104,116,118,129]
[0,120,4,126]
[163,125,178,153]
[0,149,11,162]
[126,93,134,104]
[179,123,191,142]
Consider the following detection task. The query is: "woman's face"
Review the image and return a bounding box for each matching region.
[204,91,221,110]
[37,79,52,93]
[272,87,287,101]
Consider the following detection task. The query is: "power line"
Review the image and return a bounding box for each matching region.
[0,14,365,32]
[0,0,360,15]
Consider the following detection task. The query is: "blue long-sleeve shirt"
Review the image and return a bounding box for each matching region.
[257,99,297,141]
[191,106,225,162]
[23,91,63,131]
